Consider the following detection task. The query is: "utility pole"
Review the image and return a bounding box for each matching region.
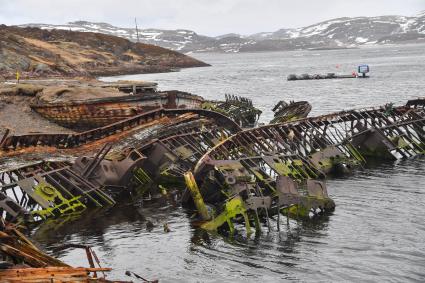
[134,18,140,43]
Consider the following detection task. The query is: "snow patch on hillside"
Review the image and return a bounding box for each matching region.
[355,37,369,43]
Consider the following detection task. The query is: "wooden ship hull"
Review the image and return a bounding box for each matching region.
[31,90,204,130]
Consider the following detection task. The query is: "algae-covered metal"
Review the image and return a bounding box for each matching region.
[0,108,241,223]
[183,101,425,234]
[0,161,115,223]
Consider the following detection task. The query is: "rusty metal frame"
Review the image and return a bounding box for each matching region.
[181,102,425,232]
[1,99,424,232]
[1,108,241,151]
[0,161,115,222]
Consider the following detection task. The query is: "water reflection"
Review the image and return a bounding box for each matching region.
[14,154,421,280]
[31,189,336,281]
[28,155,424,282]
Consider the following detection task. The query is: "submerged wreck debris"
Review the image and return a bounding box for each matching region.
[0,107,241,223]
[0,159,115,223]
[270,100,312,124]
[0,222,124,282]
[406,97,425,109]
[31,83,204,130]
[133,124,232,185]
[180,101,425,234]
[203,94,262,128]
[0,96,425,237]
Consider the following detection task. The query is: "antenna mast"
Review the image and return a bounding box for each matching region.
[134,18,140,43]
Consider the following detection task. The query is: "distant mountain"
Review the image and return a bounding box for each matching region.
[20,12,425,53]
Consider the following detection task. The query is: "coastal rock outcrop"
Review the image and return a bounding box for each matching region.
[0,25,209,79]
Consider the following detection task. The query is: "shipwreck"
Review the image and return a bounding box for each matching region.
[30,81,205,130]
[0,85,424,236]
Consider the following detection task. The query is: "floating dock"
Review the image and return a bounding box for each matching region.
[287,73,360,81]
[288,64,370,81]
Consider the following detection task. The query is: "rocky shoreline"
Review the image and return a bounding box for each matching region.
[0,25,209,80]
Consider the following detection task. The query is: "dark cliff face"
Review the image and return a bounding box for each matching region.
[0,25,209,79]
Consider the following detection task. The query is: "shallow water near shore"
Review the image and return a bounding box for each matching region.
[35,44,425,282]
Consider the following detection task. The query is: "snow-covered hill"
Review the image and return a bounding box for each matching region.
[250,13,425,44]
[20,12,425,53]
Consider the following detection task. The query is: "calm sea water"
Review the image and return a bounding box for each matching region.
[35,45,425,282]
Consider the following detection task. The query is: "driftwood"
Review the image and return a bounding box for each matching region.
[0,223,128,283]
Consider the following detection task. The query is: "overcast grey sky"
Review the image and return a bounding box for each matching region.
[0,0,424,36]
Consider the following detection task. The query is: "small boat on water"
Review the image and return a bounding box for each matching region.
[30,81,204,130]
